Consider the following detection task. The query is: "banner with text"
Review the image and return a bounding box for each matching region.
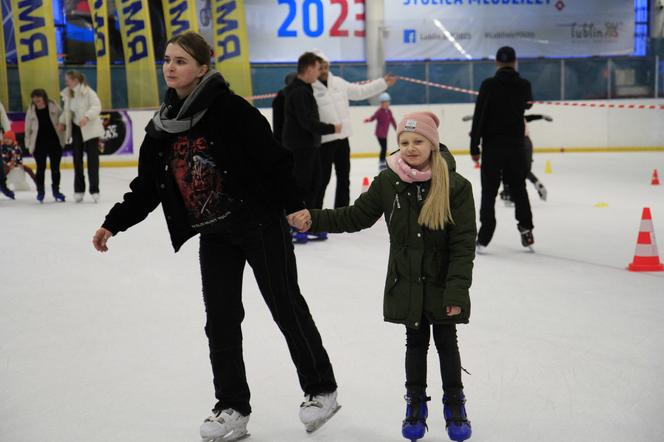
[243,0,366,62]
[11,0,60,109]
[212,0,253,98]
[384,0,635,60]
[0,3,9,108]
[89,0,112,108]
[116,0,159,108]
[162,0,199,39]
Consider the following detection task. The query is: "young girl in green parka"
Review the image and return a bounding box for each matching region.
[289,111,476,442]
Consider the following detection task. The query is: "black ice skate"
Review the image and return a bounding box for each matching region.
[518,226,534,252]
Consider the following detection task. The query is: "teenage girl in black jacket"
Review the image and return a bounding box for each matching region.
[91,32,339,441]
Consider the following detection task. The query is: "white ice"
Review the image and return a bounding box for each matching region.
[1,152,663,442]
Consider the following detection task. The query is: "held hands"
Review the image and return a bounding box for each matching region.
[57,123,66,133]
[92,227,113,252]
[79,117,89,127]
[287,209,312,232]
[446,306,461,316]
[334,123,342,134]
[384,74,397,87]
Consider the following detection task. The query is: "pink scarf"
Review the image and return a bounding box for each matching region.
[386,151,432,183]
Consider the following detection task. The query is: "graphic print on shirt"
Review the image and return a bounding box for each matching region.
[171,135,233,229]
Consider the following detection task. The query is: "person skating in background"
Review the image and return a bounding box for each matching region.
[24,89,67,203]
[57,70,105,203]
[470,46,534,252]
[364,92,397,170]
[290,112,475,442]
[282,52,341,243]
[462,113,550,204]
[91,32,339,442]
[0,152,14,200]
[499,114,551,205]
[271,72,297,143]
[312,50,396,210]
[1,129,37,191]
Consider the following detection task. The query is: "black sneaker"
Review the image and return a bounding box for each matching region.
[518,227,534,247]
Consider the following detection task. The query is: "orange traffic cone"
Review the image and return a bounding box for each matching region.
[627,207,664,272]
[652,169,660,186]
[361,177,370,193]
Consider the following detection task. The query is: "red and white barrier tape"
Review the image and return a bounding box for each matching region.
[397,76,480,96]
[397,75,664,110]
[248,92,277,100]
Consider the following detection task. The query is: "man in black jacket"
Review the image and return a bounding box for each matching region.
[282,52,341,211]
[271,72,297,143]
[470,46,534,250]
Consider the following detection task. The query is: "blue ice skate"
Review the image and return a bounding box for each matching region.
[1,186,15,200]
[307,231,328,241]
[53,190,66,202]
[292,230,308,244]
[36,191,45,203]
[443,391,472,441]
[402,393,430,442]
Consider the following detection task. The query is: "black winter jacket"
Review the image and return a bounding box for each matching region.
[102,79,306,252]
[470,67,533,155]
[281,78,335,150]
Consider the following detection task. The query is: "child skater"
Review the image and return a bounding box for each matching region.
[290,112,476,442]
[364,92,397,170]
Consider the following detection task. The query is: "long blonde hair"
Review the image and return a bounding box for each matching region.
[418,148,453,230]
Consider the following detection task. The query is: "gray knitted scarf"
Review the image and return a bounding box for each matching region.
[151,69,222,134]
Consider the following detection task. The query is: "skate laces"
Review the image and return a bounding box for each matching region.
[443,394,469,425]
[404,395,430,424]
[301,394,323,408]
[206,408,233,423]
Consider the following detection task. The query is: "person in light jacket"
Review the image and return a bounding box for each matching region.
[0,102,11,134]
[57,70,105,203]
[312,51,396,209]
[25,89,66,202]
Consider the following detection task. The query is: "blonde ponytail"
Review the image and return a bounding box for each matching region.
[418,150,453,230]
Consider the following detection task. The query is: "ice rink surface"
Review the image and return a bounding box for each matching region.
[1,152,663,442]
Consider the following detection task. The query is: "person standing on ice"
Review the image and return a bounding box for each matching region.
[24,89,67,203]
[91,32,339,442]
[469,46,534,252]
[57,70,105,203]
[290,112,476,442]
[311,50,396,209]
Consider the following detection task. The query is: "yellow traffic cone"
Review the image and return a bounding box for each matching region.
[544,160,552,174]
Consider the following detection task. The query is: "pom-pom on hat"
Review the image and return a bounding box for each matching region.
[396,112,440,149]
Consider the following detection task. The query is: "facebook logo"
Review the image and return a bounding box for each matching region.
[403,29,416,44]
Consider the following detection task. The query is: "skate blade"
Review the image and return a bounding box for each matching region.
[202,431,250,442]
[305,405,341,433]
[525,246,535,253]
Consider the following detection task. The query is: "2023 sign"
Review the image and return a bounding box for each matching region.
[277,0,365,38]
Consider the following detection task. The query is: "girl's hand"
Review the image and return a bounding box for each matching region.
[92,227,113,252]
[57,123,65,133]
[363,118,370,123]
[79,117,89,127]
[446,306,461,316]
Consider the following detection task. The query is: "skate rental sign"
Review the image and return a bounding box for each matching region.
[384,0,635,60]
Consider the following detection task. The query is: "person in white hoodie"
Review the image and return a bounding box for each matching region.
[312,51,396,209]
[57,70,105,203]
